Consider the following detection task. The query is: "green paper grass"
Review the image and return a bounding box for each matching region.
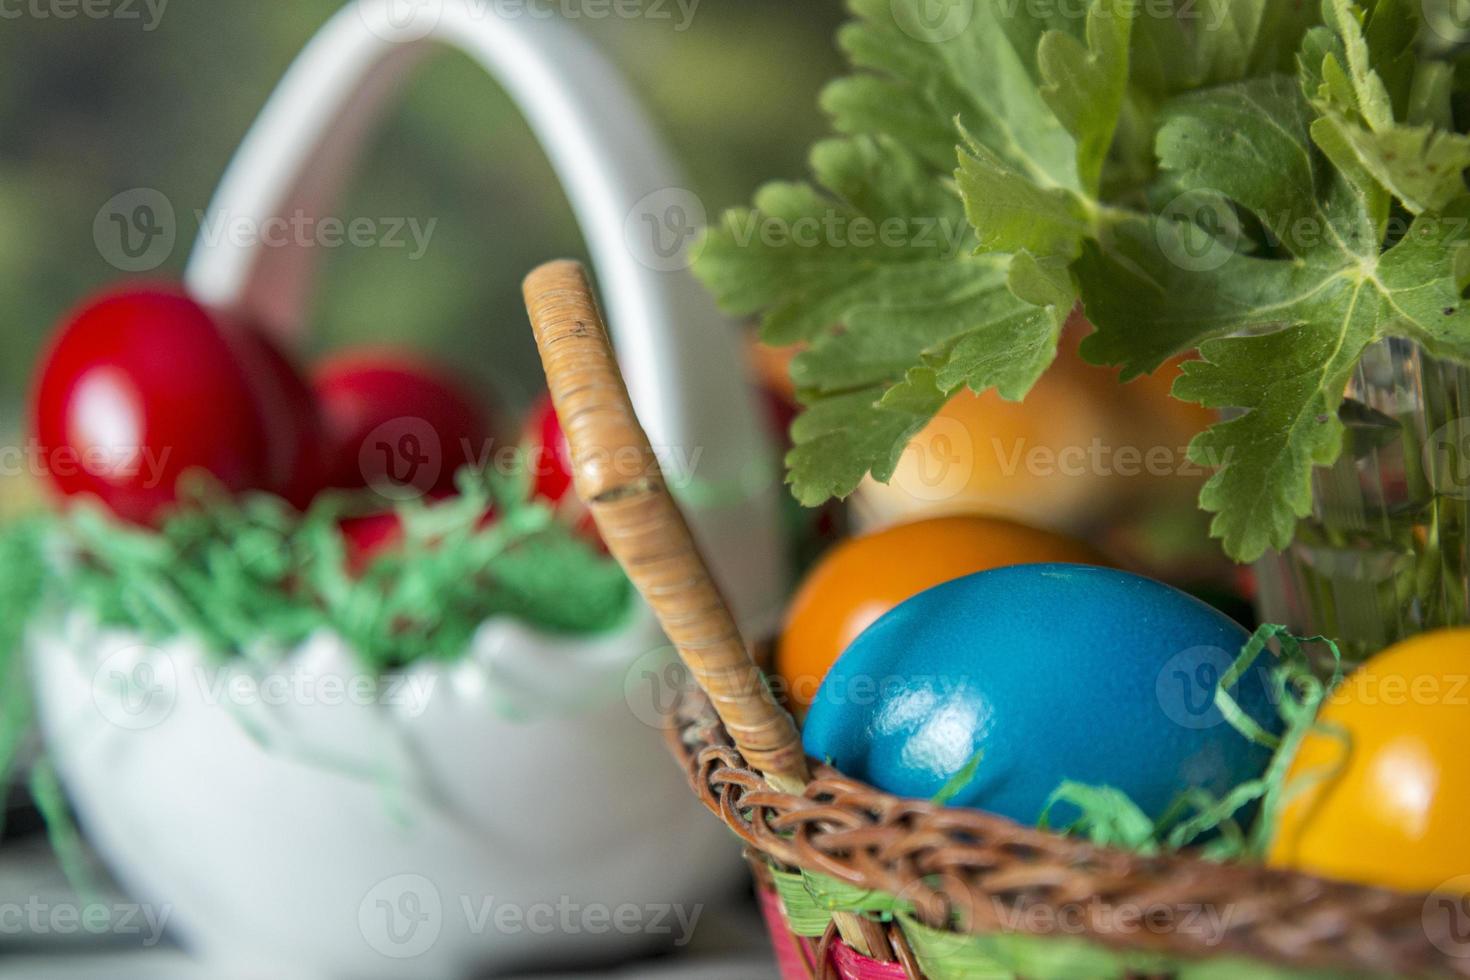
[1037,625,1341,862]
[34,466,631,668]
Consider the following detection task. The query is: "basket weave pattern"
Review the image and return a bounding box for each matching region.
[668,686,1466,978]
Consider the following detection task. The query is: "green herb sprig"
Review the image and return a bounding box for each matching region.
[696,0,1470,563]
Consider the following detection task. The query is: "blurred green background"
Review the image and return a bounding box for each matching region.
[0,0,845,468]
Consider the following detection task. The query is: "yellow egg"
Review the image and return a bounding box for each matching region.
[1269,628,1470,894]
[853,322,1215,562]
[852,339,1124,535]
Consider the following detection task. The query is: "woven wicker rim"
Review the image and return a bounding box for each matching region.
[668,684,1467,978]
[520,259,1469,980]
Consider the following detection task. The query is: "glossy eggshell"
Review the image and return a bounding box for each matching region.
[522,393,575,504]
[31,285,271,524]
[776,516,1104,720]
[853,373,1117,535]
[1269,628,1470,894]
[313,351,493,498]
[230,324,324,509]
[852,317,1214,540]
[802,564,1277,826]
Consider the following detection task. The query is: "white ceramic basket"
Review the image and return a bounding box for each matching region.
[30,2,785,976]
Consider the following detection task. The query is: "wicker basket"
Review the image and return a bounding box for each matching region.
[522,261,1470,980]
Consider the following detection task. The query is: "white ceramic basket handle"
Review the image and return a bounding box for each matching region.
[184,0,786,631]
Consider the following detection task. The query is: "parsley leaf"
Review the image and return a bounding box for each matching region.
[1302,0,1470,215]
[1092,75,1470,559]
[695,0,1470,564]
[697,0,1103,504]
[696,138,1071,504]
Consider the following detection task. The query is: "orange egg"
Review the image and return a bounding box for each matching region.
[775,515,1104,719]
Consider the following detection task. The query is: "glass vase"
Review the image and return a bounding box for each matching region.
[1253,338,1470,666]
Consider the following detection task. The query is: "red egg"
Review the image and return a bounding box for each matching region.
[339,511,406,576]
[30,284,306,524]
[522,393,574,504]
[312,351,492,500]
[230,324,324,509]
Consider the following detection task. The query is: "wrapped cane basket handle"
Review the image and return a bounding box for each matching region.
[524,260,810,794]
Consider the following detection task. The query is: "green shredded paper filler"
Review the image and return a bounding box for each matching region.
[4,467,631,666]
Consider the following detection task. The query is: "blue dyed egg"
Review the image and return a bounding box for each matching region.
[801,564,1278,826]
